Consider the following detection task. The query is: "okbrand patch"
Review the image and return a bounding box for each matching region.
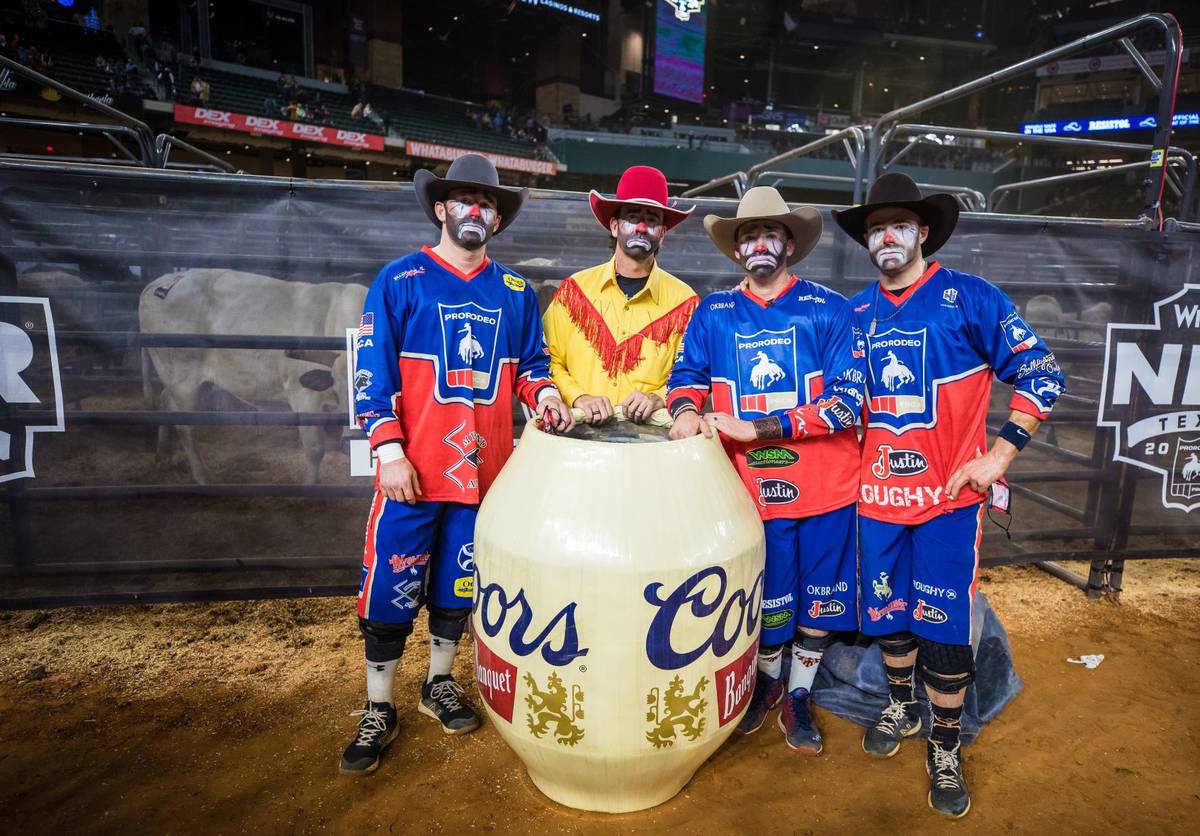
[808,600,846,618]
[913,599,948,624]
[746,446,798,469]
[757,478,798,506]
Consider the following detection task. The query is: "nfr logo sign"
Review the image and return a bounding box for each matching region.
[0,297,64,482]
[1099,284,1200,511]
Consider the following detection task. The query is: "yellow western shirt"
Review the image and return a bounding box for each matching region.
[543,258,698,407]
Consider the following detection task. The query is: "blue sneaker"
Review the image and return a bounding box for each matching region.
[779,692,823,754]
[736,669,785,735]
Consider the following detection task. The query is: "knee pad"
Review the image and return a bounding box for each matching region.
[358,617,413,663]
[427,605,471,642]
[758,643,785,657]
[916,636,975,694]
[877,631,917,657]
[796,630,832,652]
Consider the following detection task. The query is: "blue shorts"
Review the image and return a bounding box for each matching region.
[761,503,859,645]
[356,496,477,624]
[858,503,985,646]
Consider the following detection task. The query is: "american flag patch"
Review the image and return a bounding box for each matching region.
[358,313,374,337]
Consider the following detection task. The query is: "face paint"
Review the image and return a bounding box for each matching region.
[445,198,498,251]
[736,225,787,278]
[867,221,919,274]
[615,210,664,259]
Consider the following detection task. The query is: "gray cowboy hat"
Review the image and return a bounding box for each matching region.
[703,186,823,268]
[413,153,527,234]
[831,172,959,256]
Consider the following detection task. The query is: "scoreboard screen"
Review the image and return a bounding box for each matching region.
[653,2,707,104]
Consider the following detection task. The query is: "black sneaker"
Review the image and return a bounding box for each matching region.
[736,669,785,735]
[339,700,399,774]
[778,692,823,755]
[862,698,922,758]
[926,741,971,818]
[418,674,481,734]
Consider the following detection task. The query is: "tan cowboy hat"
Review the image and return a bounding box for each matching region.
[703,186,823,267]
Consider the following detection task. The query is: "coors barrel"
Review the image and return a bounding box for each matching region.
[472,418,764,812]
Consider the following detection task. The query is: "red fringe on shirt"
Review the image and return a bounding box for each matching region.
[552,277,698,376]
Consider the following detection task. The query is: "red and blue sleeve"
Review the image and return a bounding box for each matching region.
[967,279,1065,419]
[513,282,557,409]
[665,303,712,416]
[778,295,865,439]
[355,267,407,450]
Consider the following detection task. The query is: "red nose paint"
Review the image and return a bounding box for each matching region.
[636,222,648,233]
[468,204,482,218]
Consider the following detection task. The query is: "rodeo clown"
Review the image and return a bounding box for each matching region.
[542,165,698,424]
[833,172,1065,817]
[341,154,572,774]
[666,187,864,753]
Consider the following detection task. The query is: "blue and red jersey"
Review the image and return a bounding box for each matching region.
[667,276,865,520]
[850,261,1066,525]
[355,246,555,503]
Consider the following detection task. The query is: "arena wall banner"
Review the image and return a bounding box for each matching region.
[1,160,1199,606]
[173,104,386,151]
[404,140,558,176]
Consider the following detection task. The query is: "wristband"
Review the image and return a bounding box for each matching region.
[997,421,1031,451]
[752,416,783,441]
[375,441,407,464]
[669,400,699,419]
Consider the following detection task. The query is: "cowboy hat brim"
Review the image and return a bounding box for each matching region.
[414,168,528,234]
[589,191,694,231]
[703,206,823,268]
[831,194,959,257]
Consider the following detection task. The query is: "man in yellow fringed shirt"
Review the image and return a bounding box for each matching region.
[544,166,699,424]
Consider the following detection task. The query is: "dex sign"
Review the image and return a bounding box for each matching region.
[173,104,386,151]
[1099,285,1200,511]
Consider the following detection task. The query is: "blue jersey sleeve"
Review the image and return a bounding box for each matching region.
[355,265,409,449]
[965,277,1065,419]
[666,301,713,416]
[778,293,865,439]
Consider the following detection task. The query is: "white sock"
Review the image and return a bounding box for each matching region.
[366,658,398,705]
[426,635,458,683]
[757,647,783,679]
[788,642,824,697]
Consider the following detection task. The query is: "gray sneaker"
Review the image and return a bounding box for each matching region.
[339,701,399,774]
[862,697,922,758]
[927,741,971,818]
[418,674,481,734]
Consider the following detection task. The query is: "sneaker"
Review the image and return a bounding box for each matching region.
[418,674,481,734]
[339,700,399,774]
[926,741,971,818]
[778,692,823,755]
[736,669,785,735]
[862,698,922,758]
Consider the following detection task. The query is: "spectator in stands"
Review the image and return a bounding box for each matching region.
[189,75,210,106]
[311,95,329,125]
[157,65,176,101]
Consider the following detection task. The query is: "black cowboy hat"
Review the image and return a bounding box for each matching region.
[413,153,527,234]
[831,172,959,256]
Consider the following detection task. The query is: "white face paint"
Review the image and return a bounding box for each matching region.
[867,221,919,273]
[615,207,665,258]
[445,197,498,250]
[737,224,788,278]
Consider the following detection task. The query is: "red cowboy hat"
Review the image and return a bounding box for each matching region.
[589,165,694,230]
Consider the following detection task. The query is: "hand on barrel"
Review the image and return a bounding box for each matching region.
[538,395,575,433]
[704,412,756,442]
[621,391,664,424]
[573,394,614,425]
[379,458,422,504]
[668,409,713,440]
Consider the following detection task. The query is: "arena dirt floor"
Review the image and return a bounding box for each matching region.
[1,560,1197,835]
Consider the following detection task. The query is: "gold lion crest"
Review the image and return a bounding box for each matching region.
[524,672,584,746]
[645,675,708,748]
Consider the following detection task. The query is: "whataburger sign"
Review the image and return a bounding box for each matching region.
[406,140,558,176]
[173,104,386,151]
